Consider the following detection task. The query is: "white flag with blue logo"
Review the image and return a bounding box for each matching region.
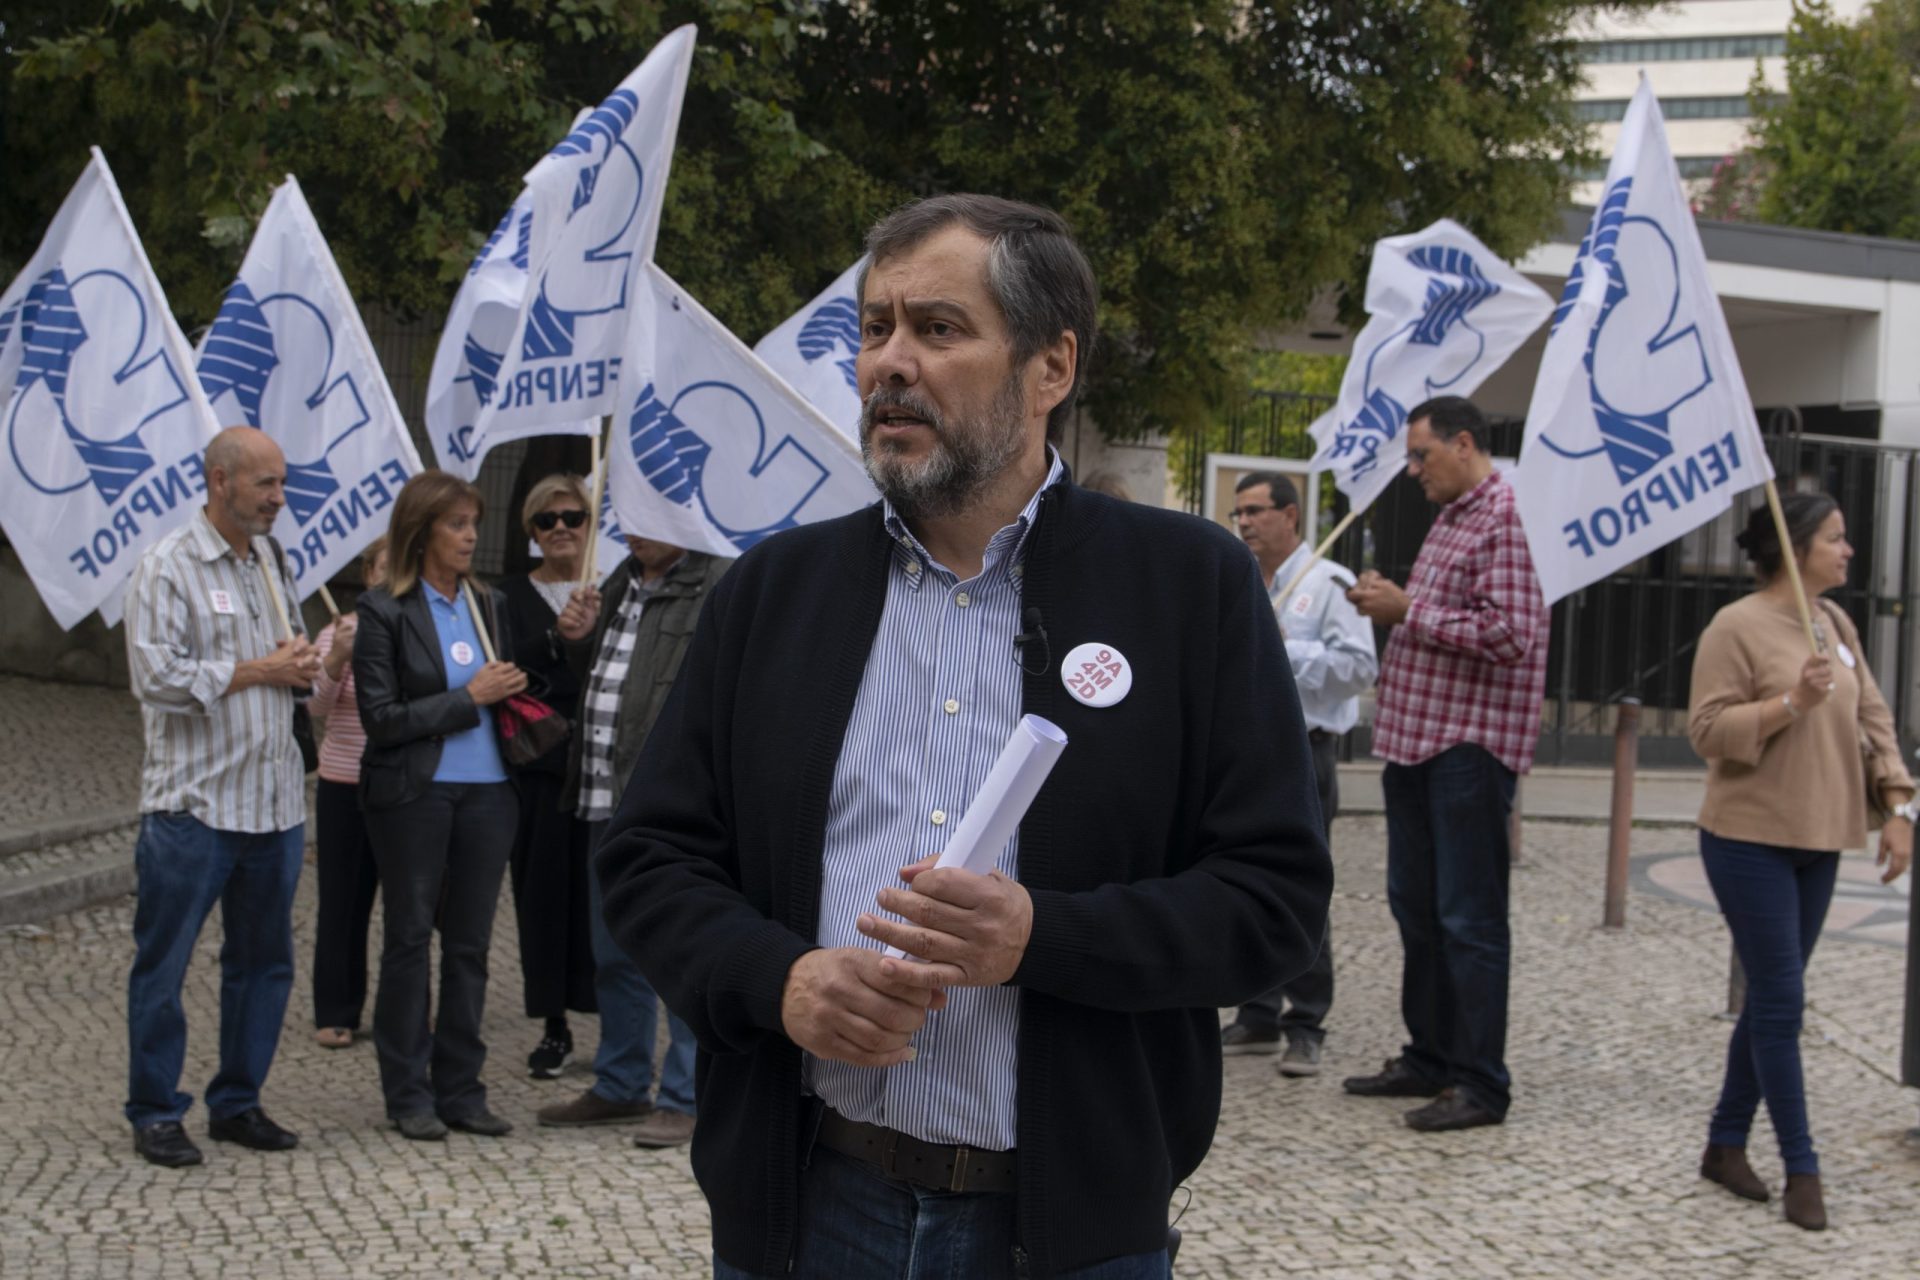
[1515,77,1773,605]
[1307,219,1552,515]
[196,176,424,600]
[0,149,220,630]
[607,262,876,558]
[447,25,696,477]
[753,257,865,440]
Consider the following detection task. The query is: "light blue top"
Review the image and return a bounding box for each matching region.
[426,582,508,785]
[1268,542,1379,735]
[805,448,1065,1152]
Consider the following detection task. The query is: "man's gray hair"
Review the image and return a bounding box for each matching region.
[859,193,1099,443]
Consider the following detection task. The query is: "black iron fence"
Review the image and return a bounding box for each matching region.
[1186,393,1920,765]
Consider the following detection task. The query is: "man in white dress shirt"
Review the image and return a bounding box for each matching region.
[1222,471,1377,1075]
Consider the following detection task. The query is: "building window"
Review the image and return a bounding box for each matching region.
[1575,96,1778,123]
[1581,35,1787,64]
[1570,156,1727,183]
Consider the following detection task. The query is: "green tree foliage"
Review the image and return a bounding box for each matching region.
[1,1,1652,441]
[1699,0,1920,238]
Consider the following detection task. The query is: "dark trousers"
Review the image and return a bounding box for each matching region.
[508,770,597,1020]
[1699,830,1838,1175]
[1236,730,1338,1042]
[712,1145,1171,1279]
[1382,743,1516,1117]
[364,781,517,1121]
[125,813,304,1128]
[312,778,380,1030]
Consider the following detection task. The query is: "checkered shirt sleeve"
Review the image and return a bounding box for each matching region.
[1372,472,1549,774]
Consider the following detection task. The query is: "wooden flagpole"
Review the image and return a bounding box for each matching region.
[1275,509,1361,604]
[579,422,609,589]
[256,541,294,641]
[1762,479,1820,656]
[316,583,342,620]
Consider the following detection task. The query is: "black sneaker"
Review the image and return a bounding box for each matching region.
[1220,1023,1283,1056]
[528,1031,572,1079]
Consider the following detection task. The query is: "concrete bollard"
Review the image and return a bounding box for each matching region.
[1603,698,1641,929]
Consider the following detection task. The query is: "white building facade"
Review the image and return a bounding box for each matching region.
[1571,0,1872,204]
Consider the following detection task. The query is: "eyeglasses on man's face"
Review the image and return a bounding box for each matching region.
[1230,504,1277,523]
[533,509,589,532]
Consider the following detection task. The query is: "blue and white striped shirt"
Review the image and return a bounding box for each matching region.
[805,450,1064,1151]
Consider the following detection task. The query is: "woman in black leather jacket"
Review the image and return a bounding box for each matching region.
[353,470,526,1142]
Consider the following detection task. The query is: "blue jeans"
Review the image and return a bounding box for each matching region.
[1699,830,1838,1175]
[587,820,695,1113]
[125,812,304,1129]
[1383,744,1516,1117]
[713,1146,1171,1279]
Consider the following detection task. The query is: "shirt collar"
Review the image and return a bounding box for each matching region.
[1442,469,1502,521]
[1271,540,1312,594]
[883,447,1065,590]
[189,509,243,563]
[425,579,459,608]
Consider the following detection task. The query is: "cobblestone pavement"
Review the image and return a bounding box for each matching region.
[3,815,1916,1279]
[0,674,143,835]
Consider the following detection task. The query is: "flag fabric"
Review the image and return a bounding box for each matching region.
[0,149,220,630]
[607,262,876,558]
[753,257,865,439]
[1515,77,1773,605]
[426,188,586,474]
[445,25,696,477]
[1307,219,1552,515]
[196,176,424,600]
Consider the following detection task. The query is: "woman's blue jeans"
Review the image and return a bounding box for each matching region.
[1698,829,1839,1176]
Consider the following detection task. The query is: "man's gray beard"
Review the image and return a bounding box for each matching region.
[860,375,1029,521]
[226,496,274,539]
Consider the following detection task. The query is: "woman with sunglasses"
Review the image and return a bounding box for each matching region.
[498,474,601,1080]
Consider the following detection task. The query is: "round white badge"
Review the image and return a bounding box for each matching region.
[450,640,476,667]
[1836,642,1857,670]
[1061,641,1132,708]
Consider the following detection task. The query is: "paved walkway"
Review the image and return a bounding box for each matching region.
[4,810,1917,1278]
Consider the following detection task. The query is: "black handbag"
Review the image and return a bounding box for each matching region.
[461,579,570,768]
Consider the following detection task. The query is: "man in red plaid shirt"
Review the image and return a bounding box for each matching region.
[1341,395,1547,1133]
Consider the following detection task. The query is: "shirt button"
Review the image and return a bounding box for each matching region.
[954,591,971,608]
[943,698,959,715]
[930,809,947,826]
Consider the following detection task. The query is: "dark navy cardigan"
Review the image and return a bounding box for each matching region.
[597,480,1332,1277]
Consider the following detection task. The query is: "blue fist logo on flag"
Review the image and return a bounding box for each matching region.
[796,296,860,392]
[6,267,193,504]
[1327,247,1502,482]
[197,281,371,524]
[522,92,644,362]
[1539,178,1713,485]
[628,379,831,551]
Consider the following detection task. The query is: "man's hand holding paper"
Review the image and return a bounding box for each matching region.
[779,946,948,1068]
[861,855,1034,989]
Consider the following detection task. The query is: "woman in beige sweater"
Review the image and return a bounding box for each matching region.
[1688,492,1913,1230]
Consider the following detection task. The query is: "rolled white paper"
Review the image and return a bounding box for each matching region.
[883,713,1068,959]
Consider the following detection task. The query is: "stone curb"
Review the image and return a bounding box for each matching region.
[0,848,136,928]
[0,810,139,860]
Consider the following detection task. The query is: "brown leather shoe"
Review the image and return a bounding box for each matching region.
[1699,1143,1769,1202]
[1783,1173,1826,1230]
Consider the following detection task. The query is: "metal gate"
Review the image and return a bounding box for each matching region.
[1185,394,1920,764]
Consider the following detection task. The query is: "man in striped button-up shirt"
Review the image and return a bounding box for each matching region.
[121,427,320,1169]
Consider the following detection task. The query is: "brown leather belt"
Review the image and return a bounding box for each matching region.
[814,1106,1017,1194]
